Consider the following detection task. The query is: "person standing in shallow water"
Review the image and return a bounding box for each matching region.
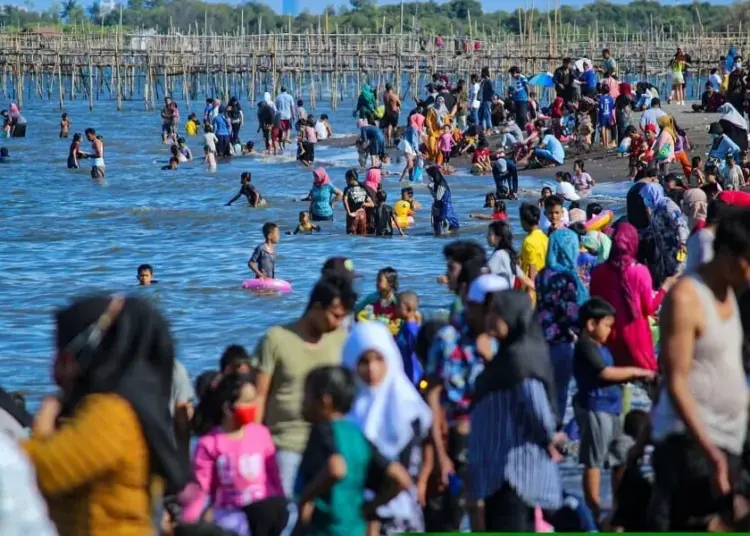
[85,128,105,180]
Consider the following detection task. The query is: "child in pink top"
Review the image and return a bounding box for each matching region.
[184,373,283,535]
[439,124,455,164]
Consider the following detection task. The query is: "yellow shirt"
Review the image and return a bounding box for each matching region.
[520,228,549,277]
[24,394,154,536]
[185,120,198,136]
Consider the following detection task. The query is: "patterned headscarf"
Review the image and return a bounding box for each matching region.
[546,228,588,304]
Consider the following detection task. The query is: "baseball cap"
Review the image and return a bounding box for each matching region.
[466,274,510,304]
[556,181,581,201]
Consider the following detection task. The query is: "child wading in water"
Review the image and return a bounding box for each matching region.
[183,373,284,535]
[60,113,71,138]
[248,222,279,279]
[469,194,508,220]
[342,322,432,535]
[439,124,454,168]
[295,365,412,536]
[355,267,401,332]
[226,172,265,207]
[288,211,321,235]
[204,124,218,172]
[67,133,83,169]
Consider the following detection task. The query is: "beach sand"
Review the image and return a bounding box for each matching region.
[319,104,721,184]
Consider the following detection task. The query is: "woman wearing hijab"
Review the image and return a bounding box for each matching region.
[343,322,432,534]
[398,112,426,181]
[355,84,377,124]
[590,223,674,371]
[426,166,459,236]
[682,188,708,235]
[581,230,612,264]
[534,228,586,417]
[425,97,453,164]
[304,168,343,222]
[718,102,748,153]
[469,290,561,531]
[23,295,187,535]
[651,115,677,173]
[639,183,689,288]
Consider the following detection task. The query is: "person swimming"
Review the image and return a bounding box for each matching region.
[287,211,321,235]
[226,172,265,207]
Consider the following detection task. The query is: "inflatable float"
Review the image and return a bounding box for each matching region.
[242,278,292,293]
[394,200,415,228]
[585,209,614,233]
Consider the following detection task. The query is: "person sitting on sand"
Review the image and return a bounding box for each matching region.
[471,140,492,174]
[693,82,724,113]
[707,121,741,173]
[514,121,541,165]
[532,129,566,168]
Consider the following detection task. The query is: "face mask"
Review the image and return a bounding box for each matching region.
[233,404,257,426]
[736,63,743,70]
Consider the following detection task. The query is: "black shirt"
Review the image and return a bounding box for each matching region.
[240,183,260,205]
[344,183,369,213]
[626,181,649,231]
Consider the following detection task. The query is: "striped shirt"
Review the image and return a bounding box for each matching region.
[468,378,562,509]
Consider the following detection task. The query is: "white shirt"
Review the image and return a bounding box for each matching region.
[685,228,715,273]
[469,83,481,109]
[0,434,57,536]
[315,121,329,140]
[488,249,523,288]
[203,132,218,153]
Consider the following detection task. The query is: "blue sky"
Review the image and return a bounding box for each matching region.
[19,0,735,14]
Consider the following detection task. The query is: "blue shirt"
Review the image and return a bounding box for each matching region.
[275,92,295,120]
[512,75,529,102]
[212,114,230,136]
[598,95,614,119]
[310,183,336,218]
[573,335,622,414]
[580,69,597,92]
[396,320,421,385]
[541,134,565,164]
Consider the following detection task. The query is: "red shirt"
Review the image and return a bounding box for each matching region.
[472,148,490,164]
[492,211,508,221]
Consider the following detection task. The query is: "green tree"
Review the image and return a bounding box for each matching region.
[88,0,102,22]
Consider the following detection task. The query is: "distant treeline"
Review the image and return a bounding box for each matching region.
[1,0,748,37]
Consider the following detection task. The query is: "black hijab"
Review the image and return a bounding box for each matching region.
[56,295,187,491]
[472,290,560,425]
[0,386,32,427]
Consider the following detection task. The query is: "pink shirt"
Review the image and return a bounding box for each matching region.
[183,424,283,521]
[589,262,666,371]
[439,133,454,152]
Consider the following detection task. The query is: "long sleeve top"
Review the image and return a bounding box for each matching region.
[183,424,283,522]
[589,262,665,371]
[23,394,153,536]
[468,379,562,510]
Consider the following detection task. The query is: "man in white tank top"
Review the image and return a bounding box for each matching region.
[649,207,750,530]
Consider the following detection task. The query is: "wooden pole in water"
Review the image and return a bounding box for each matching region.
[57,53,64,110]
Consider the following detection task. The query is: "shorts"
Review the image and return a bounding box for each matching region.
[534,148,563,165]
[672,71,685,85]
[271,127,282,142]
[280,119,291,132]
[161,122,173,135]
[300,141,315,162]
[575,408,634,469]
[381,110,399,129]
[599,116,612,128]
[91,165,105,179]
[263,127,272,145]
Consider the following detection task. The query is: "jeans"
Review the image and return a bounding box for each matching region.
[276,450,303,498]
[469,107,479,126]
[478,101,492,131]
[514,100,528,127]
[549,342,575,418]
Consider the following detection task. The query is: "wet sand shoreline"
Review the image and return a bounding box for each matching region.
[319,104,721,184]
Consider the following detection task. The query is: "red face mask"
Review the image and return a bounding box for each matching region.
[233,404,257,426]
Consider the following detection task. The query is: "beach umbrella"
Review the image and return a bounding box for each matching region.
[528,72,555,88]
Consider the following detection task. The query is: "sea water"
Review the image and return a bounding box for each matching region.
[0,96,641,507]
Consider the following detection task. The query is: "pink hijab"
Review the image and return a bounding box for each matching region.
[9,103,19,116]
[608,222,640,320]
[409,113,425,130]
[364,167,382,191]
[312,168,330,187]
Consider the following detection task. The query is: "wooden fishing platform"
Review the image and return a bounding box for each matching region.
[0,27,748,111]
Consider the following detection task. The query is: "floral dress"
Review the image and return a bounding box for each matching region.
[535,269,580,345]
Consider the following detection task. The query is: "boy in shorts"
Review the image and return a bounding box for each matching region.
[573,297,656,521]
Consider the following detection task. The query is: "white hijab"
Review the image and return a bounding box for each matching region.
[263,92,276,112]
[343,322,432,460]
[718,103,748,131]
